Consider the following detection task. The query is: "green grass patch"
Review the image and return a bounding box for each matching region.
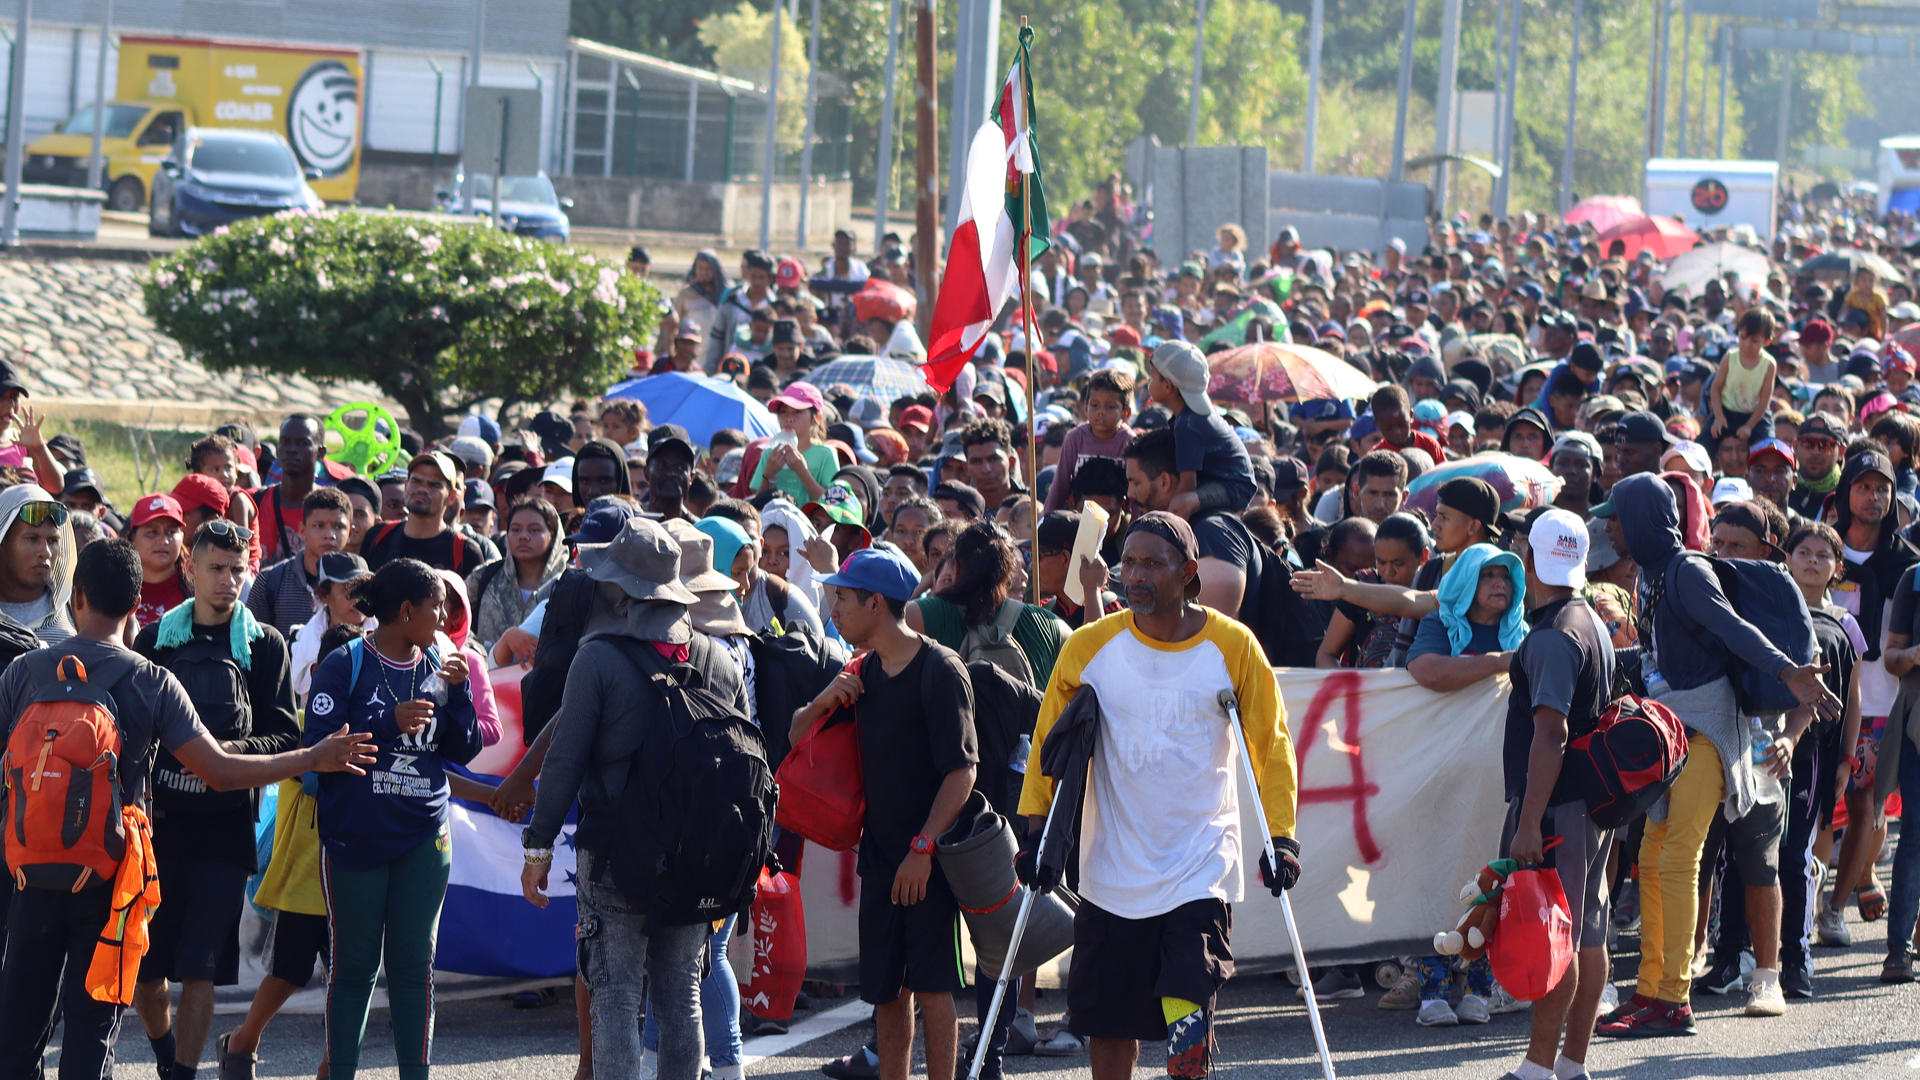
[58,418,198,511]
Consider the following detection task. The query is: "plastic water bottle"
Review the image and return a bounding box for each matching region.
[1749,715,1772,765]
[1644,663,1670,699]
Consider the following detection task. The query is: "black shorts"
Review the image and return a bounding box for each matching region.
[1067,898,1234,1042]
[266,911,331,988]
[1703,796,1785,888]
[139,856,249,986]
[857,869,968,1005]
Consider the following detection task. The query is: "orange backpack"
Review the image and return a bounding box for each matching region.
[3,655,127,891]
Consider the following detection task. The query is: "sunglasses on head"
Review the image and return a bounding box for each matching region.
[200,518,253,543]
[17,502,69,527]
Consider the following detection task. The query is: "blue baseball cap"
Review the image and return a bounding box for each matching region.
[1290,398,1355,422]
[819,547,921,603]
[569,498,643,545]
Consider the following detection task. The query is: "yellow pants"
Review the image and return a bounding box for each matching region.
[1635,738,1725,1003]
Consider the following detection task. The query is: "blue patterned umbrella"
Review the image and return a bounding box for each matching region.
[603,372,777,448]
[803,354,932,406]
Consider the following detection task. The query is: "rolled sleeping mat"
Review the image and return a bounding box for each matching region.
[935,791,1078,977]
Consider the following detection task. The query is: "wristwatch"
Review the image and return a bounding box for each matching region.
[909,834,935,856]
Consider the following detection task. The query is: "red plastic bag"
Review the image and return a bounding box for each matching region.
[741,869,808,1023]
[773,657,866,851]
[1489,867,1574,1002]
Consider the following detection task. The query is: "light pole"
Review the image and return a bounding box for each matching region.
[85,0,114,192]
[1,0,33,248]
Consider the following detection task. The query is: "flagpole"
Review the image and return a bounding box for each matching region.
[1017,18,1041,608]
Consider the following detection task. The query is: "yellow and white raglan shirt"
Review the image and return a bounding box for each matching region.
[1018,608,1297,920]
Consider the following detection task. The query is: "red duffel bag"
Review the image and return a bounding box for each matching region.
[773,656,866,851]
[1490,863,1575,1002]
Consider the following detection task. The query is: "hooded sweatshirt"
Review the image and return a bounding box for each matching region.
[1436,543,1528,654]
[0,485,76,645]
[574,437,636,499]
[759,499,825,610]
[1832,455,1920,713]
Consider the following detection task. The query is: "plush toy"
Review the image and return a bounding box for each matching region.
[1433,858,1519,961]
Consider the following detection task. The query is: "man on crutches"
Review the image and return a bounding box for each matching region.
[1016,511,1304,1080]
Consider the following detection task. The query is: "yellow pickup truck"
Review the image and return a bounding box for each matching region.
[24,35,362,211]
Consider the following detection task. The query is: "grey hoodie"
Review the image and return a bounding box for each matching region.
[0,485,76,645]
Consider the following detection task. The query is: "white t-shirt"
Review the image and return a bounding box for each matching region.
[1836,546,1898,715]
[1019,610,1296,920]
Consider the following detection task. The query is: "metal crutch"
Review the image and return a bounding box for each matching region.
[1218,689,1337,1080]
[965,788,1066,1080]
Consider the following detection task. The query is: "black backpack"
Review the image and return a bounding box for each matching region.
[604,635,776,928]
[1230,516,1326,668]
[1658,553,1816,715]
[749,627,844,771]
[151,631,253,813]
[957,659,1042,818]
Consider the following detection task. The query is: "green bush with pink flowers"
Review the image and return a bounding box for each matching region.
[143,209,659,436]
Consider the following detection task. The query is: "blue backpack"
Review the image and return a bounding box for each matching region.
[1661,553,1816,715]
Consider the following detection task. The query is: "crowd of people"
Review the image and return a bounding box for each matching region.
[0,178,1919,1080]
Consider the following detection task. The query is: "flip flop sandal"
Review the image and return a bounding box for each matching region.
[1858,884,1888,922]
[216,1033,257,1080]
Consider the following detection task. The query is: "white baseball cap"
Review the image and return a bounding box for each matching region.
[1660,439,1712,476]
[1527,507,1589,589]
[1710,476,1754,506]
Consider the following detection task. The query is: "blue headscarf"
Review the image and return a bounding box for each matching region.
[1436,542,1528,655]
[696,516,753,578]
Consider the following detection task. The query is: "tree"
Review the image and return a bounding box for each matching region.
[142,211,659,438]
[700,1,813,154]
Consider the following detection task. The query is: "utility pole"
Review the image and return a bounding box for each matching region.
[1561,0,1582,214]
[1676,0,1692,156]
[1432,0,1462,213]
[760,0,783,251]
[1494,0,1521,218]
[914,0,940,341]
[85,0,113,191]
[1776,52,1794,167]
[1649,0,1669,159]
[796,0,821,249]
[1717,21,1730,157]
[1303,0,1323,173]
[1187,0,1207,145]
[1,0,32,248]
[873,0,902,251]
[1389,0,1417,182]
[462,0,484,213]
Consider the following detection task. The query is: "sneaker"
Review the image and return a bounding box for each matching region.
[1455,993,1491,1024]
[1781,961,1814,999]
[1297,967,1366,1001]
[1612,879,1641,931]
[820,1045,880,1080]
[1699,953,1747,995]
[1599,982,1620,1013]
[1597,1000,1696,1038]
[1743,969,1786,1017]
[1488,983,1530,1015]
[1032,1030,1084,1057]
[1377,969,1423,1010]
[745,1014,790,1037]
[1003,1009,1039,1055]
[1882,954,1916,984]
[1415,998,1459,1027]
[1815,905,1852,947]
[1599,991,1652,1026]
[215,1033,256,1080]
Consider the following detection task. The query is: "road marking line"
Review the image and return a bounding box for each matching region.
[744,999,873,1065]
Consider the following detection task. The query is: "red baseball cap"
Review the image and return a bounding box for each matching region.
[1109,326,1142,349]
[898,404,934,432]
[1748,438,1797,468]
[775,257,805,290]
[171,474,230,518]
[129,493,185,530]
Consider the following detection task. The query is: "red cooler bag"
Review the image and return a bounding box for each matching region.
[773,656,866,851]
[1490,866,1574,1002]
[741,869,808,1023]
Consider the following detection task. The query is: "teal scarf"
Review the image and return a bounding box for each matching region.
[1436,543,1529,655]
[154,600,267,670]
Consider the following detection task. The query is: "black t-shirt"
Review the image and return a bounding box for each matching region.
[1171,408,1257,512]
[855,637,978,877]
[363,523,486,576]
[1505,596,1615,805]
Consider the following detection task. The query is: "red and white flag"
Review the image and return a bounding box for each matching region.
[922,41,1049,393]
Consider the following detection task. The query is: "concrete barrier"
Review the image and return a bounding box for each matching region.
[0,184,104,241]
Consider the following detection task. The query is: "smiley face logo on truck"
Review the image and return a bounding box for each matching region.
[1691,177,1730,215]
[287,60,359,176]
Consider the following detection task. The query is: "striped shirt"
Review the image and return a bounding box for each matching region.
[246,555,318,639]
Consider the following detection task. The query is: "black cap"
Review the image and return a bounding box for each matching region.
[1798,412,1846,442]
[932,481,986,521]
[1616,409,1675,447]
[1127,511,1203,597]
[0,360,28,397]
[648,423,696,461]
[463,478,495,510]
[1270,455,1310,495]
[59,467,102,499]
[1437,476,1503,534]
[336,475,380,511]
[771,318,800,345]
[1846,448,1897,486]
[1568,341,1605,375]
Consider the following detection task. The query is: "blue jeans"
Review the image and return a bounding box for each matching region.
[644,916,743,1069]
[577,851,709,1080]
[1889,743,1920,958]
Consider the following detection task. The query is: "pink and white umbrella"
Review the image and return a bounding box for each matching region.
[1565,195,1645,236]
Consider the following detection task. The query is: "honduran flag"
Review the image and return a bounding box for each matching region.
[922,26,1051,393]
[436,667,580,977]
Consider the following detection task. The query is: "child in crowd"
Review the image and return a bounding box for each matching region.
[1043,368,1135,513]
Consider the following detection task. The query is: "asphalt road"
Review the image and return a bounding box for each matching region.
[77,892,1919,1080]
